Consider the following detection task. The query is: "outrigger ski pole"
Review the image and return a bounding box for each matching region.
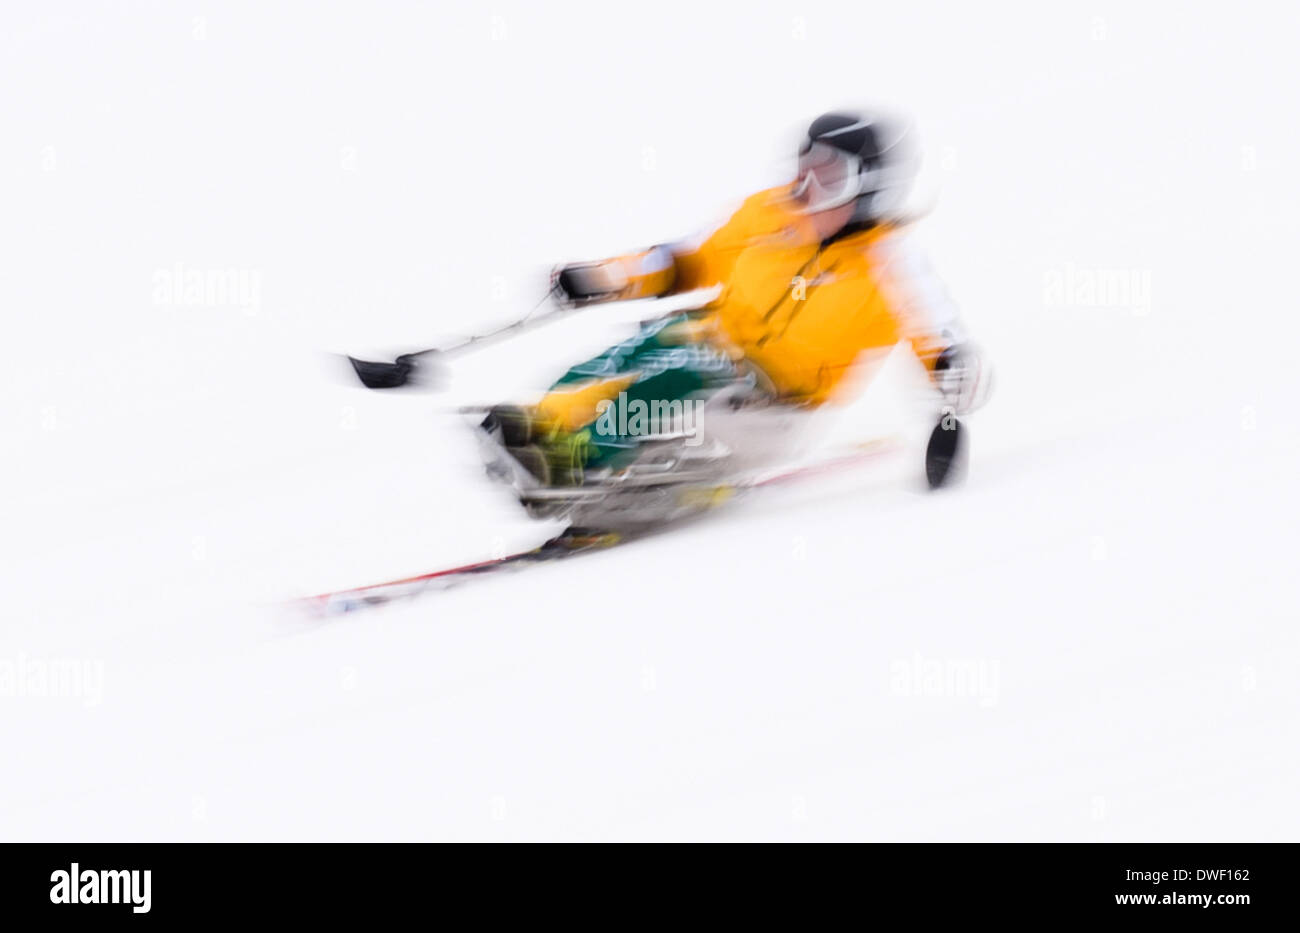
[346,286,580,390]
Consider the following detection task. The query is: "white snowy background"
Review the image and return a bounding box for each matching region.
[3,1,1297,840]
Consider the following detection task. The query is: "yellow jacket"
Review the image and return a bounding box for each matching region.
[609,186,951,405]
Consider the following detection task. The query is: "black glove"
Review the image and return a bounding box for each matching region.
[552,261,626,304]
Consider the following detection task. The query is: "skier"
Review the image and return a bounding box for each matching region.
[316,112,996,608]
[479,110,991,515]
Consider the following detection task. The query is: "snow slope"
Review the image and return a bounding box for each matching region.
[3,1,1298,840]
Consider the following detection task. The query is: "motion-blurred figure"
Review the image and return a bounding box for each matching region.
[480,111,991,526]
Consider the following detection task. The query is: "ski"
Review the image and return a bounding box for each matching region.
[294,436,902,616]
[298,530,622,616]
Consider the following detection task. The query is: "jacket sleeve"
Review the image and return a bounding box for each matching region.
[667,194,773,295]
[559,192,777,303]
[871,230,967,371]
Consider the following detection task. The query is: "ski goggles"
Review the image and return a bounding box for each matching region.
[792,142,863,213]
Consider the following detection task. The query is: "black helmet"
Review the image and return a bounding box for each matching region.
[794,111,915,220]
